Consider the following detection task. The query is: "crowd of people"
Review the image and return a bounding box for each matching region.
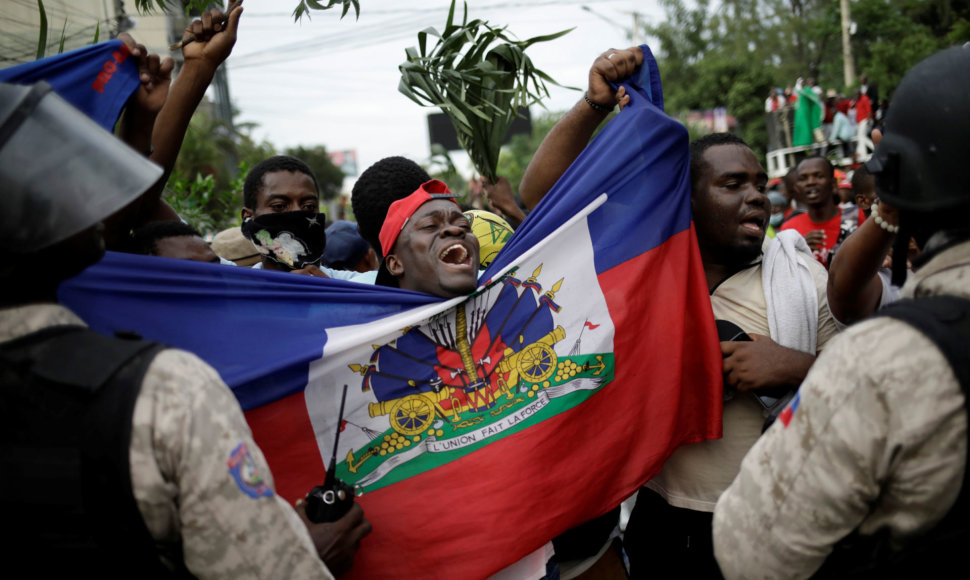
[2,2,969,578]
[765,74,886,161]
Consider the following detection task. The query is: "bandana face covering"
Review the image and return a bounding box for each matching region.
[241,210,326,269]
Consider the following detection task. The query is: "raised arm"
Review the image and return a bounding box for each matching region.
[518,46,642,209]
[826,204,896,324]
[827,131,898,324]
[150,4,243,177]
[103,4,243,248]
[116,35,174,160]
[102,37,177,248]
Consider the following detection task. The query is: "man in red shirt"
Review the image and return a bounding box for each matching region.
[781,157,865,267]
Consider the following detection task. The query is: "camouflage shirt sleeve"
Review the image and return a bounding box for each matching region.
[130,349,334,579]
[712,317,966,580]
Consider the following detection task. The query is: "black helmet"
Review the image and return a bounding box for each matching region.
[865,45,970,213]
[0,82,163,253]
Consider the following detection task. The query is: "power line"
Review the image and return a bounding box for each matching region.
[231,14,432,69]
[8,0,105,23]
[238,0,627,19]
[231,0,613,70]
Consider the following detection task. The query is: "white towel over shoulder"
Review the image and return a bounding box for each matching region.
[762,230,818,354]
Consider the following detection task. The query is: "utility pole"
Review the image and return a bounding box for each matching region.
[840,0,856,88]
[114,0,135,36]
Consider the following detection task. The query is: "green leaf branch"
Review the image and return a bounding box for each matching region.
[398,0,573,182]
[292,0,360,23]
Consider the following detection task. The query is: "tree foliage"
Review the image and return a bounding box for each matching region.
[644,0,970,157]
[495,110,566,195]
[850,0,970,92]
[398,0,573,182]
[165,103,275,232]
[283,145,346,201]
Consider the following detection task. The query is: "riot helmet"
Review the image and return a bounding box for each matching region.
[0,82,163,253]
[864,46,970,284]
[865,45,970,213]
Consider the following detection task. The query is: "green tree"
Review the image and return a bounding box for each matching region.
[495,110,563,195]
[641,0,970,158]
[850,0,970,97]
[644,0,779,154]
[165,102,275,232]
[282,145,346,202]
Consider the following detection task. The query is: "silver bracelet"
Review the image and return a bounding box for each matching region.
[870,203,899,234]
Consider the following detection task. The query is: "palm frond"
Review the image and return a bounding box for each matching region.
[398,0,573,182]
[292,0,360,23]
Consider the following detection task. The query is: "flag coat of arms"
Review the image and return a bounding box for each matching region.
[61,46,722,579]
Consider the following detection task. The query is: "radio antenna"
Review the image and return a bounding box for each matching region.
[324,384,349,488]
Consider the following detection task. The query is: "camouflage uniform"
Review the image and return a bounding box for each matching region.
[0,304,334,580]
[712,240,970,579]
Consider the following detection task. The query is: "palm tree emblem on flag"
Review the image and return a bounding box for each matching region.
[338,265,614,493]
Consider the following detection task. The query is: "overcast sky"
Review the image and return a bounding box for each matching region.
[225,0,661,183]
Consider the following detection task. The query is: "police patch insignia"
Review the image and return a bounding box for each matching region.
[227,442,274,499]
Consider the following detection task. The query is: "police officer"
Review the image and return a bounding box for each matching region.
[0,83,368,577]
[712,45,970,579]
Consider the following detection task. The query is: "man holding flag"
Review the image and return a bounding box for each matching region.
[377,179,479,295]
[60,41,724,578]
[519,48,840,577]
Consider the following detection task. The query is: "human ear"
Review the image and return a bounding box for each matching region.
[241,207,253,220]
[386,254,404,277]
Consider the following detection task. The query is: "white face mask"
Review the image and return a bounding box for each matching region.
[769,212,784,227]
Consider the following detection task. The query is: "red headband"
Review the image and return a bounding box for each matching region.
[379,180,457,257]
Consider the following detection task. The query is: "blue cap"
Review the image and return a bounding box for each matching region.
[323,220,371,269]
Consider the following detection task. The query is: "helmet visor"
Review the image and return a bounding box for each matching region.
[0,82,163,252]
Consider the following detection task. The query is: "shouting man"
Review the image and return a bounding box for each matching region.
[377,179,480,298]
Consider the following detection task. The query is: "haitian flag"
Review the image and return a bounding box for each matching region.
[0,40,140,132]
[60,46,722,579]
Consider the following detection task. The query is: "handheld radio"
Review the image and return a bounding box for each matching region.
[304,384,356,523]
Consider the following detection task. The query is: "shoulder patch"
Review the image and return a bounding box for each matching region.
[227,442,274,499]
[778,390,801,428]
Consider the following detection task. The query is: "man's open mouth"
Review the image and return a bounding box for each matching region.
[740,212,767,233]
[439,243,470,266]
